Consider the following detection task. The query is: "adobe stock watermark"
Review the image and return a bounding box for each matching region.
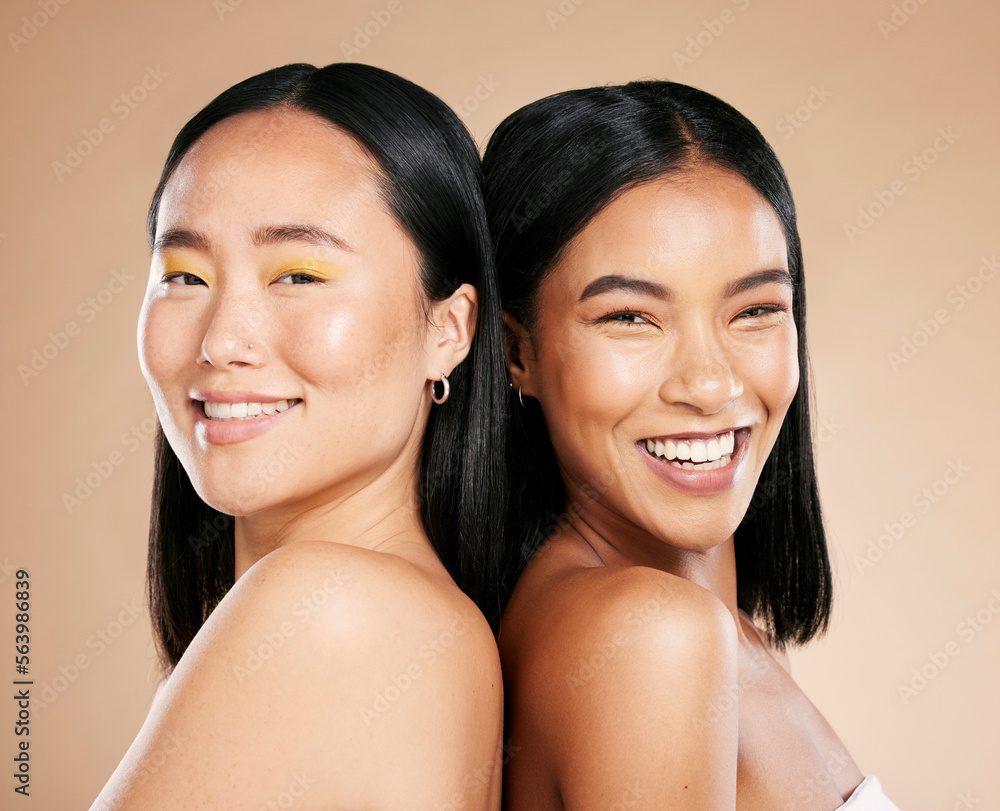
[433,737,520,811]
[776,85,833,141]
[877,0,932,40]
[359,610,479,724]
[609,781,645,810]
[671,0,752,73]
[339,0,403,57]
[232,571,353,683]
[546,0,588,30]
[843,126,959,243]
[7,0,71,53]
[896,588,1000,706]
[31,597,145,712]
[887,255,997,372]
[61,415,158,514]
[212,0,249,21]
[456,75,501,116]
[692,634,773,734]
[779,749,854,810]
[52,66,169,182]
[564,588,670,693]
[133,731,189,783]
[853,458,970,575]
[18,266,136,385]
[257,772,316,811]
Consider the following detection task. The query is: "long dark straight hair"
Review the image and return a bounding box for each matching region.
[483,80,831,647]
[146,62,507,671]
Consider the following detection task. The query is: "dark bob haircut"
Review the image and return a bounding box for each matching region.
[482,80,831,647]
[146,62,507,670]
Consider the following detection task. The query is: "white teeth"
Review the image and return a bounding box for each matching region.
[645,429,738,469]
[203,399,296,421]
[667,453,733,471]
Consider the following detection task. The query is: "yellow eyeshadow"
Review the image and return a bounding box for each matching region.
[161,257,208,278]
[274,258,349,279]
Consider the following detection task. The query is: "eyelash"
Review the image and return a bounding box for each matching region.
[272,272,324,285]
[161,271,324,286]
[736,303,788,320]
[595,303,788,326]
[162,273,204,286]
[596,308,649,326]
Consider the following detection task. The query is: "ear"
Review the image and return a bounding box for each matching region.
[425,283,478,380]
[502,310,537,397]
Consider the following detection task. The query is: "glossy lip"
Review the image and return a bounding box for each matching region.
[638,427,751,495]
[190,392,302,446]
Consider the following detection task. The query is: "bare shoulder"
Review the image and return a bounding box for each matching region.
[501,561,739,807]
[93,540,502,810]
[504,559,738,688]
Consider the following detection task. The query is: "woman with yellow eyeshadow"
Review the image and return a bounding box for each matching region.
[91,63,505,809]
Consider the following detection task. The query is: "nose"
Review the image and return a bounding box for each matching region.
[198,291,269,369]
[658,322,742,413]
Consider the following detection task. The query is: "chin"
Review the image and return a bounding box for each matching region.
[185,468,286,518]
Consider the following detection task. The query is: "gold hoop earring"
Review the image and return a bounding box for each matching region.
[431,374,450,405]
[518,386,527,409]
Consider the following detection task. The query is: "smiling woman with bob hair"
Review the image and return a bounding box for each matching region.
[90,62,505,809]
[483,81,900,809]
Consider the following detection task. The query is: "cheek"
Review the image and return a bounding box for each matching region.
[286,299,427,410]
[138,295,198,400]
[740,324,800,418]
[534,326,649,463]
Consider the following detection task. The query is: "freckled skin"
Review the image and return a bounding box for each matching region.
[92,108,503,810]
[501,167,863,809]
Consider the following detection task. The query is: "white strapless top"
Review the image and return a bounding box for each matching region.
[838,776,900,809]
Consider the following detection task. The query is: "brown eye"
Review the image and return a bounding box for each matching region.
[736,304,785,319]
[163,273,205,286]
[598,309,649,325]
[273,272,322,285]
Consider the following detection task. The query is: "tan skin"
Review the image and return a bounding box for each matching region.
[501,165,864,810]
[91,108,502,810]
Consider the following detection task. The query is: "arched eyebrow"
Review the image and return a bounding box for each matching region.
[251,224,353,253]
[152,228,209,253]
[722,268,793,298]
[578,275,668,301]
[152,223,353,254]
[577,269,792,302]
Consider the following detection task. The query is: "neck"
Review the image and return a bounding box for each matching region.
[563,483,743,634]
[232,450,431,581]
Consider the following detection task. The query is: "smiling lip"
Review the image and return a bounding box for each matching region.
[639,427,750,494]
[191,391,301,445]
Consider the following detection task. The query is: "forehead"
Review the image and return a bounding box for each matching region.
[157,107,385,232]
[547,165,789,295]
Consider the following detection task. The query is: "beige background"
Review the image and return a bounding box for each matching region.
[1,0,997,807]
